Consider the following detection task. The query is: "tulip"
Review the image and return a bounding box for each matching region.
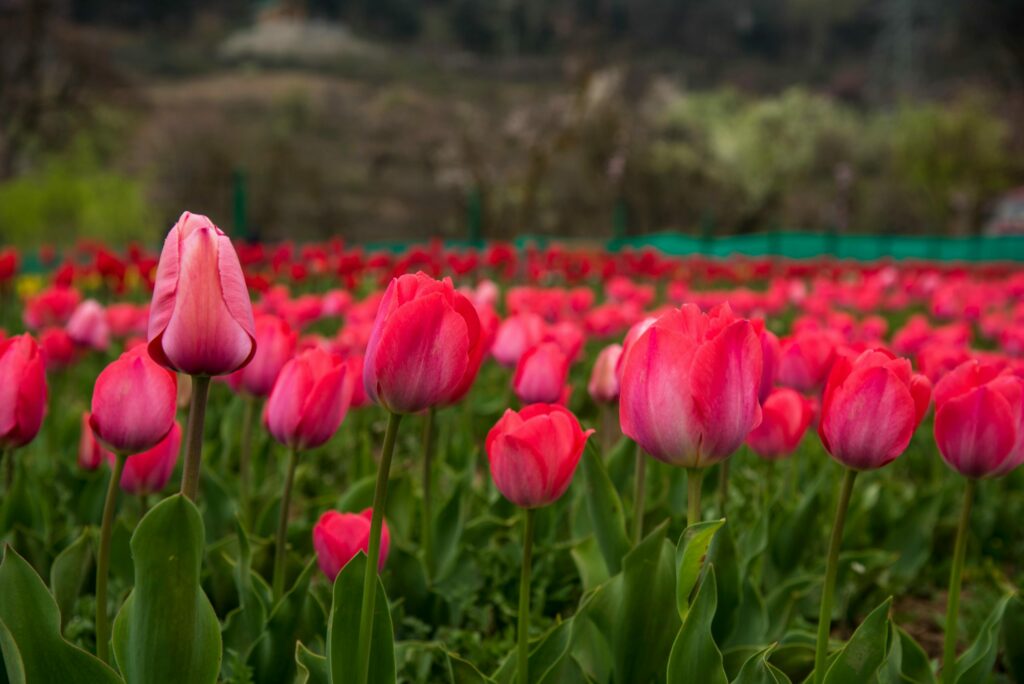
[932,360,1024,682]
[39,327,76,370]
[79,412,111,471]
[66,299,110,351]
[588,344,623,404]
[23,286,80,330]
[746,388,813,460]
[777,329,838,393]
[0,334,48,462]
[758,326,781,403]
[492,313,546,367]
[812,347,931,684]
[486,404,592,684]
[513,342,570,405]
[313,509,391,581]
[117,421,182,496]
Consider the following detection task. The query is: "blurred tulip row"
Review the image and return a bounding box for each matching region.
[0,214,1023,683]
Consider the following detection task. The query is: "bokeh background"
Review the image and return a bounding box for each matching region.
[2,0,1024,247]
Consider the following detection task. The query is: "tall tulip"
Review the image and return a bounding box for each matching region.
[0,335,48,484]
[588,343,623,404]
[486,404,592,684]
[147,211,256,502]
[933,360,1024,683]
[812,348,931,684]
[265,348,353,599]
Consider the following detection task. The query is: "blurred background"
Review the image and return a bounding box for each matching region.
[2,0,1024,247]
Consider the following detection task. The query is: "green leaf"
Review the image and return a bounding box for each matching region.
[111,494,222,684]
[296,642,329,684]
[446,650,493,683]
[879,624,935,684]
[822,597,893,684]
[570,537,610,594]
[49,527,94,632]
[432,483,466,582]
[954,593,1012,684]
[0,545,121,684]
[326,552,396,684]
[581,441,631,576]
[732,645,792,684]
[493,619,576,684]
[667,566,728,684]
[676,519,726,621]
[1002,594,1024,681]
[222,518,268,658]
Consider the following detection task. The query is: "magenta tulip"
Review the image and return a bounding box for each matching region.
[79,412,111,471]
[513,342,570,405]
[746,388,813,460]
[66,299,110,351]
[226,313,297,398]
[313,508,391,580]
[588,343,623,403]
[492,313,546,368]
[117,421,182,495]
[266,348,353,451]
[0,334,48,450]
[778,329,839,393]
[89,346,178,454]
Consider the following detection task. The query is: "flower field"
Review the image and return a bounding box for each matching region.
[2,213,1024,683]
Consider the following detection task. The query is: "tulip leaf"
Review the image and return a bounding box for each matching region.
[1002,594,1024,681]
[676,518,726,621]
[111,494,222,684]
[249,558,324,684]
[0,544,121,684]
[731,645,792,684]
[222,518,267,658]
[879,624,935,684]
[326,552,396,684]
[953,592,1012,684]
[667,566,728,684]
[446,650,494,683]
[49,527,94,632]
[493,618,576,684]
[296,641,329,684]
[431,482,466,582]
[581,440,631,576]
[822,597,893,684]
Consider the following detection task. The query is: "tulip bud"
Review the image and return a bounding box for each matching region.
[746,388,813,460]
[148,212,256,376]
[588,344,622,404]
[66,299,110,351]
[486,404,593,508]
[818,348,931,470]
[933,360,1024,478]
[363,272,484,414]
[89,346,177,454]
[0,334,47,450]
[79,412,111,470]
[266,348,353,451]
[313,508,390,580]
[513,342,570,405]
[118,422,182,495]
[226,314,297,398]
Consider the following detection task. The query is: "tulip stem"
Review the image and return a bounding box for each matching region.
[2,448,11,491]
[518,507,536,684]
[813,467,858,684]
[941,478,976,684]
[180,375,211,501]
[95,452,125,664]
[272,446,299,602]
[421,407,436,582]
[356,411,402,684]
[718,458,730,516]
[632,444,646,544]
[239,395,257,523]
[138,493,149,518]
[687,468,704,525]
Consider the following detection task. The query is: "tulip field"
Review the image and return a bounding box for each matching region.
[3,214,1024,684]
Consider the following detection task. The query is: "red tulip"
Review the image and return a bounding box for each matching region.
[492,313,546,367]
[513,342,570,405]
[106,303,148,338]
[116,422,182,495]
[619,304,763,468]
[313,508,390,580]
[23,286,80,330]
[746,388,813,460]
[226,314,297,398]
[758,327,781,403]
[777,329,839,393]
[265,348,353,450]
[66,299,110,351]
[89,346,177,454]
[363,272,484,414]
[818,348,931,470]
[0,335,47,450]
[933,360,1024,478]
[79,412,112,470]
[588,344,622,404]
[486,404,593,508]
[39,327,76,370]
[148,211,256,376]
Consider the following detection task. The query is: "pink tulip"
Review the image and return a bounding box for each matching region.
[491,313,546,367]
[117,421,183,494]
[933,360,1024,478]
[39,327,76,370]
[148,211,256,376]
[818,348,931,470]
[226,314,297,398]
[486,404,593,508]
[363,272,484,414]
[266,348,353,450]
[619,304,763,468]
[746,388,813,460]
[90,346,178,454]
[106,303,148,338]
[313,508,390,580]
[79,412,112,470]
[0,334,47,450]
[513,342,571,405]
[758,326,781,403]
[588,344,622,404]
[66,299,110,351]
[777,329,839,393]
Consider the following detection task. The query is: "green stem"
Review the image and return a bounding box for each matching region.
[421,407,436,582]
[138,493,149,519]
[180,375,211,501]
[687,468,704,525]
[238,395,257,524]
[356,412,403,684]
[941,478,976,684]
[272,447,300,601]
[632,444,646,544]
[813,467,858,684]
[3,448,12,491]
[518,508,537,684]
[95,453,126,664]
[718,458,730,516]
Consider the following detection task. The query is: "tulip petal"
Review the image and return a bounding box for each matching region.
[935,386,1017,478]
